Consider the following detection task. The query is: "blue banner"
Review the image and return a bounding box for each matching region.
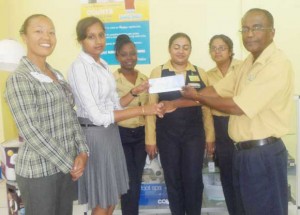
[102,21,150,64]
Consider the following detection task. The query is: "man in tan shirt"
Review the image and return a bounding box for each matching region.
[181,8,294,215]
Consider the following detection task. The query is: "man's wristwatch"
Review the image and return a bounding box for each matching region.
[130,89,138,97]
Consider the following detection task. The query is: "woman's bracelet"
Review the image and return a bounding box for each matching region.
[130,89,138,97]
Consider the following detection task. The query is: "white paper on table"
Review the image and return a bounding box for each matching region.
[149,74,185,94]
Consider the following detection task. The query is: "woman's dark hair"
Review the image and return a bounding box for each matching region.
[114,34,135,57]
[76,16,105,42]
[19,14,50,35]
[168,32,192,49]
[209,34,234,58]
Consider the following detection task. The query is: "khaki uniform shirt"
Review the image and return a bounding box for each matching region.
[214,43,294,142]
[114,69,148,128]
[145,60,215,145]
[207,59,243,116]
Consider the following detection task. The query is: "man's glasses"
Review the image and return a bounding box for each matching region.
[210,46,228,52]
[239,26,274,34]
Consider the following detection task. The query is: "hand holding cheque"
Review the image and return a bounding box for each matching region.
[148,74,203,115]
[148,74,185,94]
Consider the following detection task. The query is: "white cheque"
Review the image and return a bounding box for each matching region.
[149,74,185,94]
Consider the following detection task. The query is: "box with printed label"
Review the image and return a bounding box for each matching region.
[139,183,169,206]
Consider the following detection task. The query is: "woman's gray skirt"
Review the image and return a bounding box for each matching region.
[78,118,129,209]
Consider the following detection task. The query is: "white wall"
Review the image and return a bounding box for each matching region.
[1,0,299,93]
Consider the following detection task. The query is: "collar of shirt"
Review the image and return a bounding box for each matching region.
[250,42,276,65]
[79,50,109,70]
[114,69,147,84]
[21,56,64,81]
[208,58,242,77]
[229,59,242,72]
[162,60,196,73]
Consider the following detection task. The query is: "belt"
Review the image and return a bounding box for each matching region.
[235,137,280,151]
[80,123,97,127]
[119,126,144,131]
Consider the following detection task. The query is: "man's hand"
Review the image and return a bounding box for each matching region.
[146,145,158,160]
[181,86,198,100]
[70,152,88,181]
[159,100,177,114]
[143,102,165,118]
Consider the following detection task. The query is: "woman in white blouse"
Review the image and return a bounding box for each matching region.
[68,16,162,215]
